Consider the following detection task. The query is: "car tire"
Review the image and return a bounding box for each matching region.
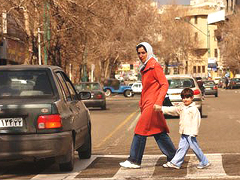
[101,103,107,110]
[199,107,203,117]
[105,89,111,97]
[124,90,132,98]
[77,130,92,159]
[215,93,218,97]
[59,138,74,172]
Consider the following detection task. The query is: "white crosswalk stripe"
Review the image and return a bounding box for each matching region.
[29,153,240,180]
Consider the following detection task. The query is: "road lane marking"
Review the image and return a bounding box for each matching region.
[30,153,240,180]
[114,156,158,179]
[95,109,140,148]
[127,112,140,131]
[32,155,98,180]
[186,154,227,179]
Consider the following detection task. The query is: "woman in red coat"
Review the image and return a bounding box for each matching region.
[120,42,176,169]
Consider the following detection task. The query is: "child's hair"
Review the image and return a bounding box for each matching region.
[181,88,194,99]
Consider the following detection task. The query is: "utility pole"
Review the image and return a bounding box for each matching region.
[44,0,50,65]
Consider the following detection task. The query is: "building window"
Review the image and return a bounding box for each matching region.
[202,66,205,73]
[194,16,198,24]
[215,49,218,57]
[198,66,201,73]
[193,66,197,73]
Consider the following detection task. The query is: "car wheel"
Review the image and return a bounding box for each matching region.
[59,138,74,172]
[77,130,92,159]
[101,103,107,110]
[199,107,203,117]
[105,89,111,97]
[124,90,132,98]
[215,93,218,97]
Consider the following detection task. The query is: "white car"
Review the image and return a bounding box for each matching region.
[131,82,142,94]
[164,75,203,115]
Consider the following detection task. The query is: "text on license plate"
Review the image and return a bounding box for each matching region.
[0,118,23,127]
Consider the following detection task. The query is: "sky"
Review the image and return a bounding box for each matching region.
[156,0,190,5]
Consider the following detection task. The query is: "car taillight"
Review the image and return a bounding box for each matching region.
[213,86,218,90]
[37,114,62,129]
[96,94,102,99]
[193,89,201,95]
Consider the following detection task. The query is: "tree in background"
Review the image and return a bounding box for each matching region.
[0,0,196,82]
[220,9,240,76]
[156,5,196,74]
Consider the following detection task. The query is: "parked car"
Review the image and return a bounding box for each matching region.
[103,78,133,97]
[163,75,203,115]
[228,78,240,89]
[74,82,106,110]
[203,80,218,97]
[131,82,142,94]
[0,65,92,172]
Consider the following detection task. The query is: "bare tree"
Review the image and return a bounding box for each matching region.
[220,9,240,76]
[156,5,196,74]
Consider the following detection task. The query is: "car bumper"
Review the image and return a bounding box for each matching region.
[205,90,217,95]
[0,131,72,160]
[83,99,105,107]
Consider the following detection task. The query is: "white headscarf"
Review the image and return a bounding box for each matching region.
[137,42,154,64]
[137,42,158,71]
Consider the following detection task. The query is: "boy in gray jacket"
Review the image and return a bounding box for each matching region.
[161,88,210,169]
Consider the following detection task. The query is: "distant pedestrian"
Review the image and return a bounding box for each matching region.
[119,42,176,169]
[161,88,210,169]
[224,76,229,89]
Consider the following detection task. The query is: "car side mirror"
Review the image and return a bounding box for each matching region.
[78,91,91,100]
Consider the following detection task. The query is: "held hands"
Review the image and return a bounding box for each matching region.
[153,104,162,111]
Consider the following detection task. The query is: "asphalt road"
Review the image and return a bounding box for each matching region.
[0,88,240,180]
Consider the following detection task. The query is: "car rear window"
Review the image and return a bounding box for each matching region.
[203,81,215,85]
[75,83,101,91]
[168,78,195,89]
[0,70,53,97]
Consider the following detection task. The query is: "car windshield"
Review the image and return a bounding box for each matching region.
[0,70,53,97]
[76,83,101,91]
[168,78,195,89]
[232,78,240,82]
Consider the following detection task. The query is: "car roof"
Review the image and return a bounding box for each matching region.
[76,82,100,84]
[166,74,194,78]
[0,65,62,71]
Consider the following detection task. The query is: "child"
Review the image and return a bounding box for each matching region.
[161,88,210,169]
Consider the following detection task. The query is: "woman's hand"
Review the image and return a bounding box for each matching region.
[153,104,162,111]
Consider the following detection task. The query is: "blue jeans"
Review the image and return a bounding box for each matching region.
[128,133,176,165]
[171,134,209,167]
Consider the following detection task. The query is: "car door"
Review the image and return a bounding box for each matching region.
[55,72,89,148]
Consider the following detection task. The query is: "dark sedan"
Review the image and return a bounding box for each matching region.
[228,78,240,89]
[74,82,107,110]
[203,80,218,97]
[0,65,92,172]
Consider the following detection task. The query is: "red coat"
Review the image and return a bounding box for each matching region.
[134,57,170,136]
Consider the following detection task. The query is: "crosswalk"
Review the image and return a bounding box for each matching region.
[0,153,240,180]
[28,153,240,180]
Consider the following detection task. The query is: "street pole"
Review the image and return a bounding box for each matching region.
[44,0,50,65]
[38,28,42,65]
[207,23,210,58]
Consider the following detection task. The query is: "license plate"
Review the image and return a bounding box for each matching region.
[206,88,211,90]
[0,118,23,127]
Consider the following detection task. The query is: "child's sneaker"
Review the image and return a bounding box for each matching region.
[119,160,141,169]
[197,162,211,169]
[162,162,180,169]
